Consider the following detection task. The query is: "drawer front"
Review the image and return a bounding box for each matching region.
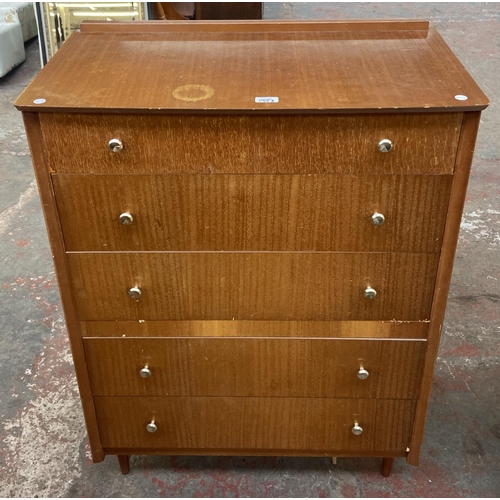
[84,338,426,399]
[40,113,461,174]
[54,174,452,253]
[67,252,439,321]
[95,396,417,453]
[81,320,429,339]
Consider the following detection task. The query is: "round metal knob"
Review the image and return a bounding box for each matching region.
[357,367,369,380]
[119,212,134,225]
[371,212,385,226]
[364,287,377,300]
[377,139,393,153]
[146,420,157,433]
[128,286,142,299]
[352,423,363,436]
[108,138,123,152]
[140,365,151,378]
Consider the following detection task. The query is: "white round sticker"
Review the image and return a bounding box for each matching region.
[33,98,46,104]
[454,95,468,101]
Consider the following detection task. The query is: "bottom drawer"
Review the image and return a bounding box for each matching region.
[95,397,416,453]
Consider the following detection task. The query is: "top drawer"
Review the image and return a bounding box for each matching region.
[39,113,462,174]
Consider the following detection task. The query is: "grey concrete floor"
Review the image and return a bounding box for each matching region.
[0,2,499,497]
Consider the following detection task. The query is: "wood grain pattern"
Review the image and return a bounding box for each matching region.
[41,113,461,174]
[53,174,453,253]
[103,447,407,458]
[67,252,440,321]
[408,112,481,465]
[80,19,429,33]
[84,338,426,399]
[94,396,417,452]
[17,19,488,470]
[14,26,487,113]
[21,113,105,463]
[81,320,429,339]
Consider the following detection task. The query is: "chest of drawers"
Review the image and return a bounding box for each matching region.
[15,19,488,476]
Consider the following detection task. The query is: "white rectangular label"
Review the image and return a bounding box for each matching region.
[255,96,279,103]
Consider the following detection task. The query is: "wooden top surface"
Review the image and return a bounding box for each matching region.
[15,20,488,113]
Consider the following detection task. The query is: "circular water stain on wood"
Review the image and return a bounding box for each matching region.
[172,84,215,102]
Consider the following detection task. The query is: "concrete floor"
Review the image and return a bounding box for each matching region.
[0,2,499,497]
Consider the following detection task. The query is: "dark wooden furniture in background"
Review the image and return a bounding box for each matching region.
[152,3,262,20]
[15,19,488,477]
[195,2,262,20]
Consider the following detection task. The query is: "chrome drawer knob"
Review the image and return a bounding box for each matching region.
[371,212,385,226]
[352,423,363,436]
[357,367,369,380]
[377,139,392,153]
[140,365,151,378]
[108,138,123,152]
[364,287,377,299]
[128,286,142,299]
[146,420,157,433]
[119,212,134,225]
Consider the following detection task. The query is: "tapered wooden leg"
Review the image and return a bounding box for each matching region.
[117,455,130,474]
[381,457,394,477]
[331,457,337,465]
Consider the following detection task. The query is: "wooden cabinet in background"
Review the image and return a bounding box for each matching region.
[15,19,488,477]
[195,2,262,20]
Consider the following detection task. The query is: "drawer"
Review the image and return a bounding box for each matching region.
[40,113,462,174]
[67,252,439,321]
[84,338,426,399]
[53,174,452,252]
[81,320,429,339]
[95,396,417,453]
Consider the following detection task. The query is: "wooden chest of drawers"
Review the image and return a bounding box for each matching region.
[15,19,488,476]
